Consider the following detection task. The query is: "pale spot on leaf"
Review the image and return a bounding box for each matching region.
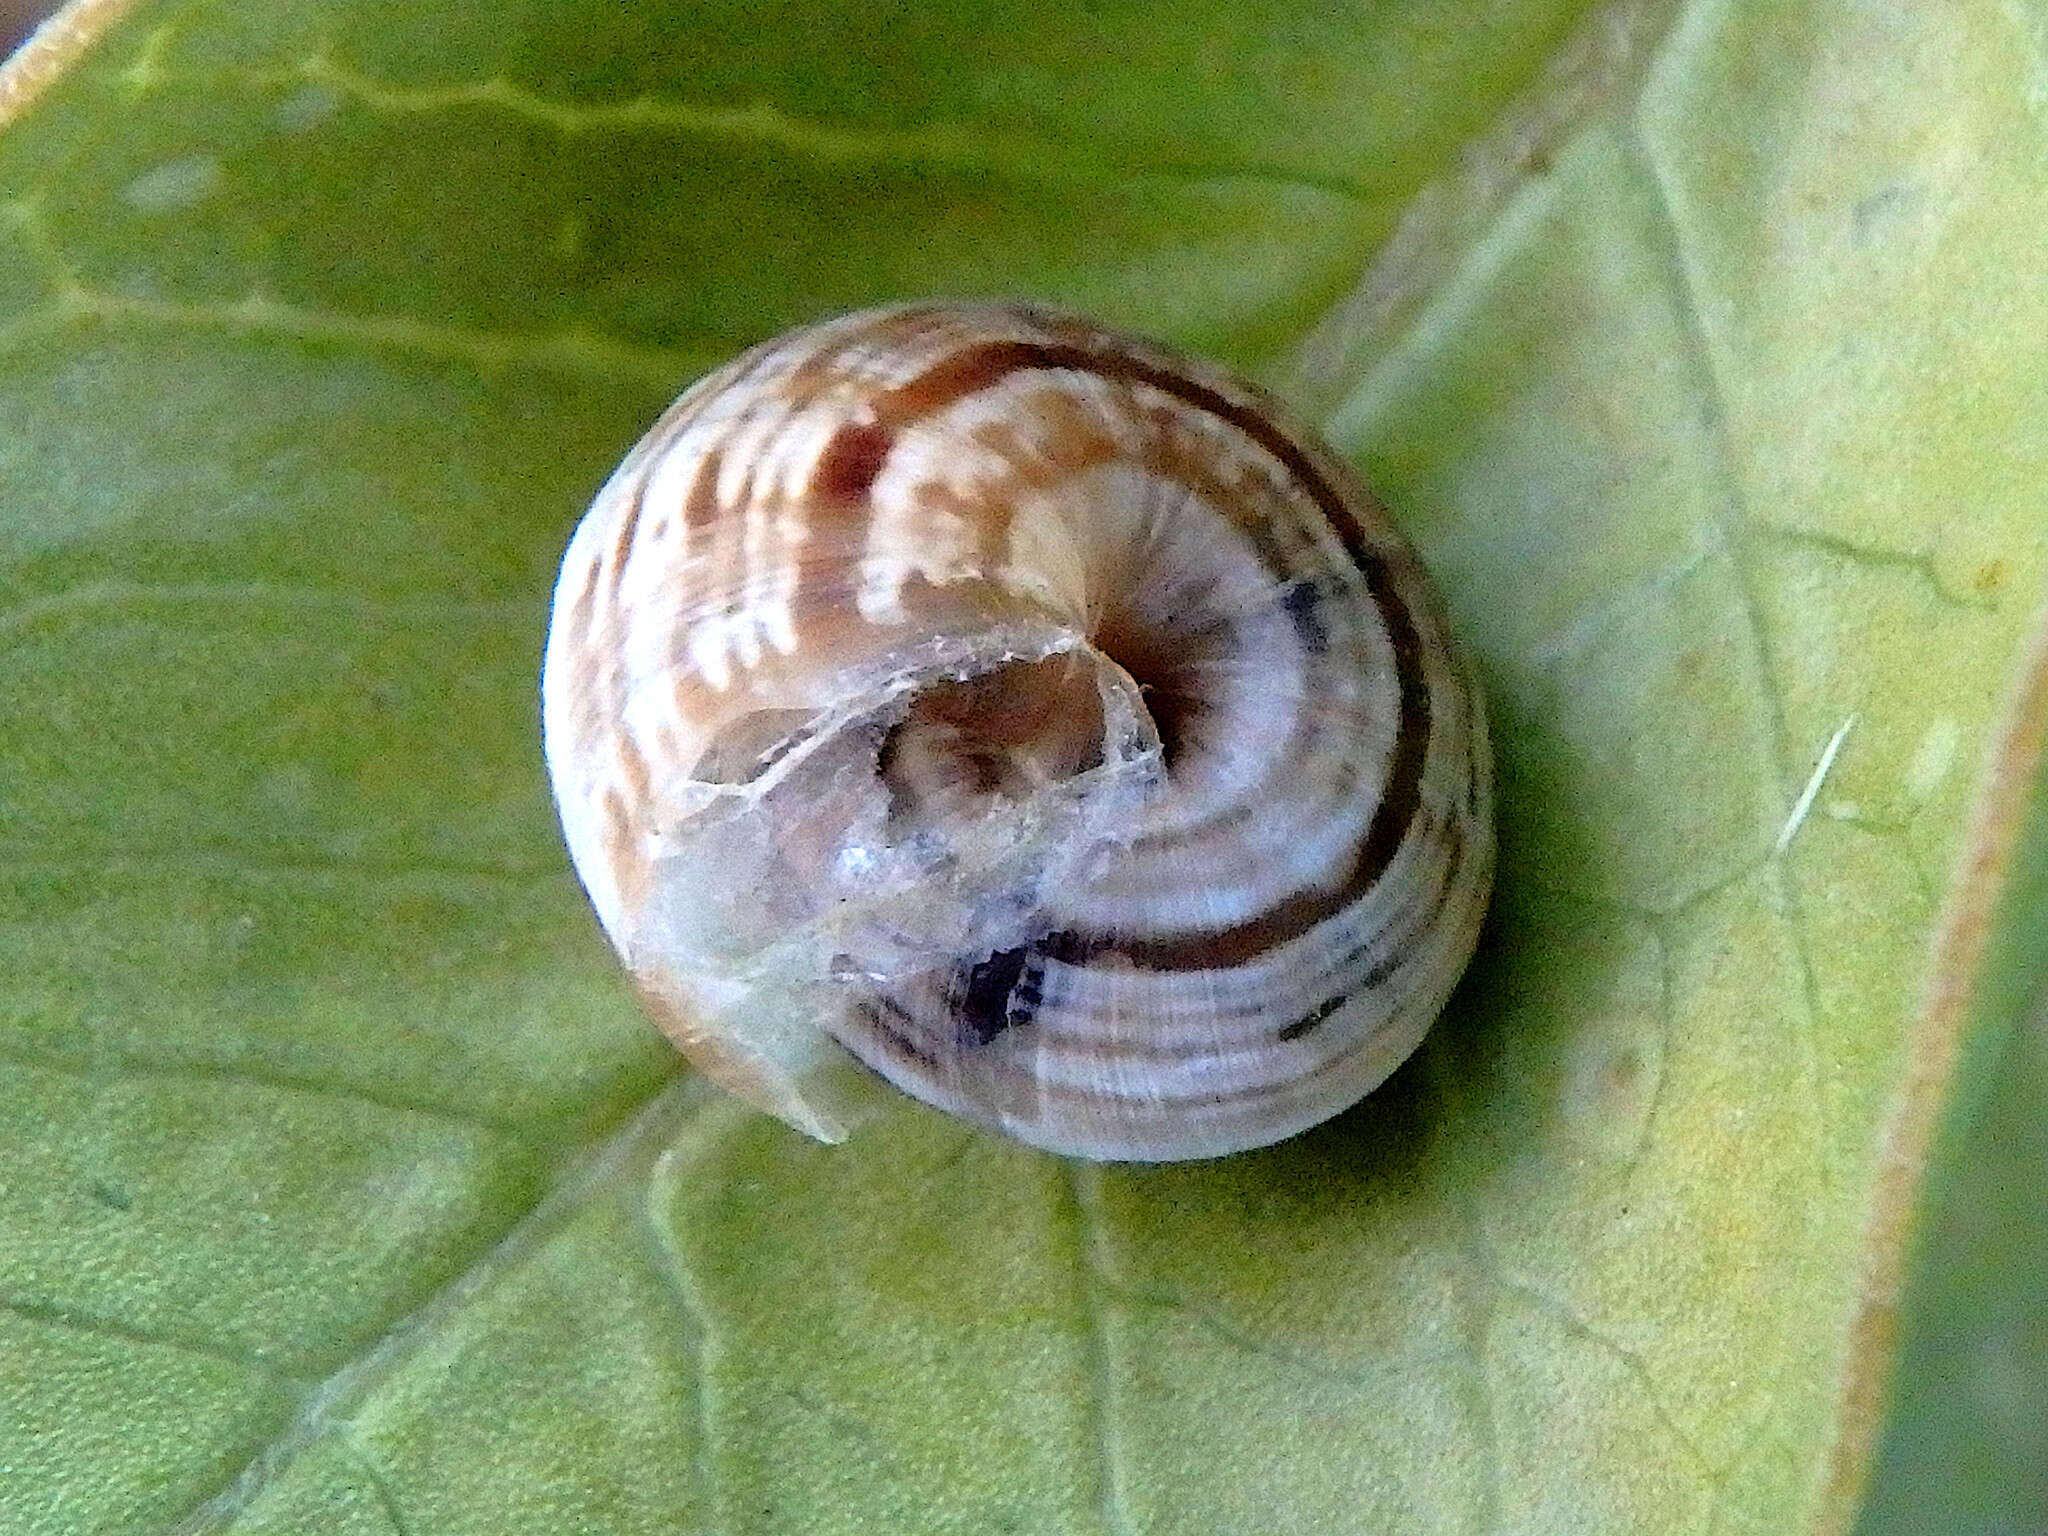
[121,154,224,214]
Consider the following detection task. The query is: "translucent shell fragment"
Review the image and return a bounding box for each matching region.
[541,301,1493,1160]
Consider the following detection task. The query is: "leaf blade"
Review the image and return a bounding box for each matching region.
[0,1,2042,1532]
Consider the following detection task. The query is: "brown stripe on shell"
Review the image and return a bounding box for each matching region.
[874,796,1465,1077]
[919,821,1482,1123]
[854,993,944,1072]
[960,540,1433,976]
[567,545,603,645]
[811,419,894,503]
[855,323,1403,568]
[608,474,647,585]
[851,786,1473,1084]
[1276,810,1474,1042]
[614,730,653,808]
[813,319,1424,882]
[680,445,730,537]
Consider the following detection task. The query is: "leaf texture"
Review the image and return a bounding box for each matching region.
[0,1,2042,1532]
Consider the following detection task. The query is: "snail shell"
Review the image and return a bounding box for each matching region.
[541,301,1493,1161]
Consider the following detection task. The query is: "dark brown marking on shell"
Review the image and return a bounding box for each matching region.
[1351,814,1470,992]
[878,339,1039,424]
[1276,994,1347,1043]
[850,971,1370,1095]
[608,476,647,600]
[682,447,726,531]
[864,328,1346,525]
[812,419,894,502]
[855,994,943,1071]
[951,944,1036,1047]
[1274,811,1472,1043]
[1466,729,1487,818]
[1280,577,1333,654]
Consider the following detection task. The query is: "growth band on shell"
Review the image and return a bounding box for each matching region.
[541,301,1493,1161]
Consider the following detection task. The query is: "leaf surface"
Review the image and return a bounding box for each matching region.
[0,1,2042,1532]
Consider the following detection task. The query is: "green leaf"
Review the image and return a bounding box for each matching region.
[1856,641,2048,1536]
[0,0,2041,1532]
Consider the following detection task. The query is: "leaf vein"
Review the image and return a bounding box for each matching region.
[1064,1163,1136,1536]
[165,54,1372,205]
[338,1438,415,1536]
[0,1045,541,1146]
[0,1292,316,1388]
[1755,525,2001,613]
[168,1076,698,1534]
[0,577,537,645]
[1495,1278,1723,1486]
[640,1115,738,1536]
[1283,0,1691,412]
[0,843,563,887]
[1625,130,1842,1199]
[0,285,713,387]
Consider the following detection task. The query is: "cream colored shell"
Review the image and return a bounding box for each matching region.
[542,301,1493,1161]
